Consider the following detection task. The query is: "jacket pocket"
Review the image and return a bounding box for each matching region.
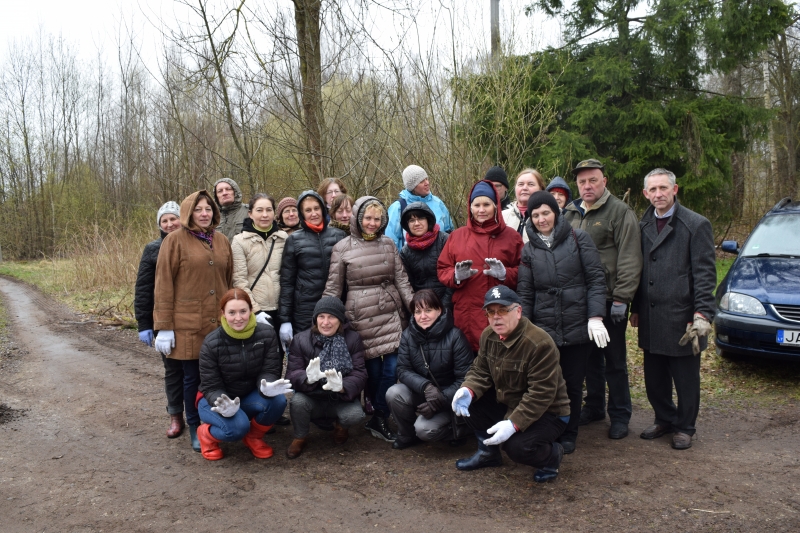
[174,299,202,331]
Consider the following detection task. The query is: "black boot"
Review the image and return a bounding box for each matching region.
[455,434,502,471]
[533,442,564,482]
[365,414,396,442]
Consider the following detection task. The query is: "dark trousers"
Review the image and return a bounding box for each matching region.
[558,342,592,441]
[466,392,566,468]
[583,301,632,423]
[364,352,398,417]
[643,351,700,435]
[181,359,201,427]
[162,353,185,415]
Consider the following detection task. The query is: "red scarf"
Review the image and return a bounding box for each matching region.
[305,220,325,233]
[406,224,440,250]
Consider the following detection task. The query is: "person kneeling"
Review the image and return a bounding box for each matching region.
[284,297,368,459]
[387,289,473,449]
[196,289,290,461]
[453,286,571,482]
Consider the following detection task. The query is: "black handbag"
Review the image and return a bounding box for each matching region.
[418,345,470,440]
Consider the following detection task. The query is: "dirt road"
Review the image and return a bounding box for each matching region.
[0,276,798,532]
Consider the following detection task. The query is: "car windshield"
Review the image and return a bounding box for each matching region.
[741,213,800,257]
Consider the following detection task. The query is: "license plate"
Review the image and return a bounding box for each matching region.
[777,330,800,345]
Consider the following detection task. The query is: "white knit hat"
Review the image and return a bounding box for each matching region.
[157,201,181,228]
[402,165,429,192]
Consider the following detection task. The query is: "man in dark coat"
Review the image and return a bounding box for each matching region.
[630,168,716,450]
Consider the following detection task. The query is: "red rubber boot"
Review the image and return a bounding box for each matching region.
[197,424,224,461]
[242,419,274,459]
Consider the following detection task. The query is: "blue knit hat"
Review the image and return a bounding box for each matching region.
[470,181,496,204]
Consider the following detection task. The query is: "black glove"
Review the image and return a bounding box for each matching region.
[415,401,436,419]
[424,383,447,413]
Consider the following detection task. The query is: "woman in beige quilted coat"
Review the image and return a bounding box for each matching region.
[324,196,414,442]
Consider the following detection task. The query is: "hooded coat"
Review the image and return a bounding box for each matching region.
[154,190,233,360]
[323,196,415,359]
[437,180,523,351]
[398,202,452,310]
[231,220,288,314]
[213,178,250,242]
[279,191,347,332]
[545,176,573,213]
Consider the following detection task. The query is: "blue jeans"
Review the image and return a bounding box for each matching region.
[364,352,398,417]
[198,389,287,442]
[182,360,200,426]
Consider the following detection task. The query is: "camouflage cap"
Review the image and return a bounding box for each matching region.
[571,158,605,176]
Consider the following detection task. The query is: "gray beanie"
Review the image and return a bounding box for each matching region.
[156,201,181,229]
[313,296,347,326]
[402,165,429,192]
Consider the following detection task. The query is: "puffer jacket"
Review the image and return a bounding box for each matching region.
[154,190,233,360]
[213,178,250,241]
[517,216,607,347]
[134,230,166,332]
[398,202,452,310]
[231,221,288,314]
[396,310,474,403]
[198,323,282,407]
[285,325,368,403]
[279,191,347,332]
[323,196,415,359]
[437,181,523,351]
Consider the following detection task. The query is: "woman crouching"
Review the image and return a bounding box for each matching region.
[284,297,367,459]
[196,289,291,460]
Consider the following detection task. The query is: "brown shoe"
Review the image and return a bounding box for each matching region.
[286,438,307,459]
[671,432,692,450]
[640,424,673,440]
[166,414,185,438]
[333,422,349,445]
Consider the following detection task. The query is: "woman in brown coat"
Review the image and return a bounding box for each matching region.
[154,190,233,452]
[324,196,414,442]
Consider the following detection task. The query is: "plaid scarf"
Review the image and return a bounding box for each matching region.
[406,224,440,251]
[187,228,215,249]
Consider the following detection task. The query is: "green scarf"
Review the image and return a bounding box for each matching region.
[220,314,257,339]
[361,232,379,241]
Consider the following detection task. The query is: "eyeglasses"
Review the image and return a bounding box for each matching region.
[484,305,518,318]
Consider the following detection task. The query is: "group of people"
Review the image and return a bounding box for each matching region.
[134,159,716,482]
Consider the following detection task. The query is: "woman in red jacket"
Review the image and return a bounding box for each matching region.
[437,180,523,352]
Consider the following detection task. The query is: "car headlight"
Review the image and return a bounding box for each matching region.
[719,292,766,316]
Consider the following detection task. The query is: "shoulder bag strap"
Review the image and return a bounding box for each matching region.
[250,238,277,291]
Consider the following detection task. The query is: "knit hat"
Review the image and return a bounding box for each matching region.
[484,166,509,189]
[313,296,347,326]
[356,198,388,235]
[528,191,561,218]
[402,165,429,192]
[156,201,181,228]
[276,197,297,220]
[470,180,496,204]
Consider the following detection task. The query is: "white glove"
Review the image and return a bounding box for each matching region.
[587,318,610,348]
[255,312,272,326]
[483,258,507,281]
[154,330,175,355]
[260,378,293,397]
[305,357,325,384]
[451,387,472,417]
[454,260,479,282]
[280,323,294,345]
[211,394,240,418]
[483,419,517,445]
[322,369,344,392]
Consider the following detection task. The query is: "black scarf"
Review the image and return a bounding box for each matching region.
[313,333,353,376]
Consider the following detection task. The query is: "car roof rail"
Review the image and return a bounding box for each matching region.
[769,197,795,213]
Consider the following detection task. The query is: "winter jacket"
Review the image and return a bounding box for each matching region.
[545,176,573,213]
[323,196,415,359]
[396,311,474,403]
[386,189,454,250]
[154,190,233,360]
[198,323,282,407]
[231,222,288,314]
[134,231,165,332]
[279,191,347,332]
[517,216,607,347]
[631,202,716,356]
[462,317,571,432]
[502,202,530,243]
[563,188,643,304]
[285,325,368,403]
[213,178,250,242]
[437,181,523,351]
[398,202,452,310]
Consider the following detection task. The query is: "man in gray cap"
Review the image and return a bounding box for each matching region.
[213,178,250,242]
[562,159,642,440]
[452,285,570,482]
[386,165,453,250]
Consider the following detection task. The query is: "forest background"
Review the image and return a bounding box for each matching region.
[0,0,798,323]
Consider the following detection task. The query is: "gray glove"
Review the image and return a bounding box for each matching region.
[280,323,294,345]
[610,302,627,323]
[211,394,240,418]
[483,258,506,281]
[679,315,712,355]
[454,260,478,282]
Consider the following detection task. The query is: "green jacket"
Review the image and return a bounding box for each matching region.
[462,318,570,431]
[563,188,643,304]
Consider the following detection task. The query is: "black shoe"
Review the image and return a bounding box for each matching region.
[276,415,291,426]
[559,438,576,454]
[392,436,421,450]
[188,424,201,453]
[365,415,396,442]
[313,419,335,431]
[455,437,502,471]
[640,423,673,440]
[534,442,563,482]
[449,437,468,448]
[609,422,629,439]
[578,409,605,426]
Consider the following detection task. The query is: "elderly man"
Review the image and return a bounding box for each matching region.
[452,286,570,482]
[563,159,642,439]
[386,165,453,250]
[213,178,250,241]
[630,169,716,450]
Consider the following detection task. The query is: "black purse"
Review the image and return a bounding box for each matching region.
[418,345,470,440]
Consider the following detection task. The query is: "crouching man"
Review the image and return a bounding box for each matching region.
[452,286,571,482]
